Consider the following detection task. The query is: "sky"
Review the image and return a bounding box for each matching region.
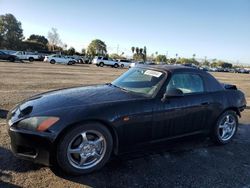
[0,0,250,64]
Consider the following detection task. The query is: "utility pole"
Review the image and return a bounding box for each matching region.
[117,44,119,54]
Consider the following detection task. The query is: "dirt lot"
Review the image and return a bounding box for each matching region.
[0,61,250,188]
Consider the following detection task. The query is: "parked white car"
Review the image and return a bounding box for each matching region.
[92,56,119,68]
[118,59,132,68]
[13,51,41,62]
[44,54,77,65]
[129,61,145,68]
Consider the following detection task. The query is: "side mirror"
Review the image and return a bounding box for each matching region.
[161,88,183,102]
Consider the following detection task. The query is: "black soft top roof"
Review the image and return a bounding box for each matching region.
[138,64,202,73]
[137,64,224,92]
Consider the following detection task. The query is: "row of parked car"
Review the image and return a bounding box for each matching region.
[43,54,91,65]
[199,66,250,74]
[92,56,136,68]
[1,51,249,73]
[43,55,137,67]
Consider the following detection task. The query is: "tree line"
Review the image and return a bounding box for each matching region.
[0,13,234,67]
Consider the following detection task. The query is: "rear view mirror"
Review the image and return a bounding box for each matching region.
[166,88,183,97]
[161,88,183,102]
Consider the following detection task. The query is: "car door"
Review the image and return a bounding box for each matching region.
[102,57,109,65]
[123,60,131,67]
[21,52,26,60]
[58,55,65,64]
[16,52,23,59]
[152,72,211,140]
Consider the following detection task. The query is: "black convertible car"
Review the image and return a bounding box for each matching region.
[7,65,246,175]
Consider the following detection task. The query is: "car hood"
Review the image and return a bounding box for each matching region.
[16,84,145,115]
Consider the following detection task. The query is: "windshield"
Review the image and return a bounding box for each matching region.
[112,68,166,96]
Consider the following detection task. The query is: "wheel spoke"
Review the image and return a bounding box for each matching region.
[93,152,101,159]
[219,123,227,129]
[225,115,230,123]
[68,147,81,154]
[79,156,88,165]
[81,132,88,142]
[221,128,227,138]
[93,137,104,147]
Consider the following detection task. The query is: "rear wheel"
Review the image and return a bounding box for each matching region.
[99,62,104,67]
[8,57,15,62]
[68,61,73,65]
[114,63,119,68]
[50,59,56,64]
[56,123,113,175]
[211,110,238,145]
[121,64,124,68]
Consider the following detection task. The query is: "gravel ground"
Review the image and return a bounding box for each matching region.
[0,61,249,188]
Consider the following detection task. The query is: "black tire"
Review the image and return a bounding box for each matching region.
[79,59,83,64]
[99,62,104,67]
[68,61,73,65]
[50,59,56,64]
[29,57,34,62]
[121,64,124,68]
[56,123,113,175]
[211,110,238,145]
[114,63,119,68]
[8,57,15,62]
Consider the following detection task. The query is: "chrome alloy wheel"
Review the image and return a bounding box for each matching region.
[218,114,237,141]
[67,130,107,169]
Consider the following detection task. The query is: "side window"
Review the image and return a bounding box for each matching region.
[103,57,108,60]
[166,73,204,94]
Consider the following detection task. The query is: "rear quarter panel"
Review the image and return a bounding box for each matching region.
[208,89,246,124]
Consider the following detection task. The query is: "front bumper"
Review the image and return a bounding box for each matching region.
[8,127,56,166]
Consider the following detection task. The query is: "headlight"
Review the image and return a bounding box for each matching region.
[16,116,59,132]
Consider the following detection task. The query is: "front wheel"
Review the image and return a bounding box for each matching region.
[56,123,113,175]
[50,59,56,64]
[29,57,34,62]
[114,63,119,68]
[211,110,238,145]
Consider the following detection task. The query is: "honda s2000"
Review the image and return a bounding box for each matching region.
[7,65,246,175]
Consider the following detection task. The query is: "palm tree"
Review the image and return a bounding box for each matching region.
[192,53,196,60]
[143,46,147,55]
[135,47,139,54]
[143,46,147,62]
[131,46,135,54]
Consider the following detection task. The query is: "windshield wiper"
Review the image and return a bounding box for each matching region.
[106,83,129,92]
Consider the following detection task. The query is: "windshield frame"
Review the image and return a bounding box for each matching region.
[111,67,168,98]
